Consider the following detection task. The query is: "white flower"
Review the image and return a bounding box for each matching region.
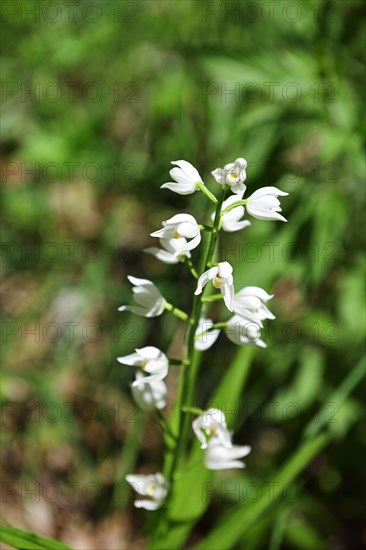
[144,238,191,265]
[195,261,234,311]
[118,276,165,317]
[192,408,232,449]
[194,318,220,351]
[126,472,168,510]
[211,158,247,194]
[150,214,201,255]
[117,346,168,385]
[161,160,203,195]
[131,371,167,411]
[204,439,251,470]
[226,315,266,348]
[214,191,251,233]
[246,186,288,222]
[233,286,275,327]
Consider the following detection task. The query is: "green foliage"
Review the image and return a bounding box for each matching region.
[0,525,72,550]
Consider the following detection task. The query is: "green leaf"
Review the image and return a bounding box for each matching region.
[0,525,73,550]
[193,357,365,550]
[193,432,330,550]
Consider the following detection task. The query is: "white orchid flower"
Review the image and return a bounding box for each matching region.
[195,261,234,311]
[246,186,288,222]
[211,158,247,194]
[194,317,220,351]
[204,439,251,470]
[118,276,165,317]
[226,315,266,348]
[232,286,275,328]
[192,408,232,449]
[117,346,168,385]
[131,371,167,411]
[125,472,169,510]
[161,160,203,195]
[213,191,251,233]
[150,214,201,255]
[144,237,192,265]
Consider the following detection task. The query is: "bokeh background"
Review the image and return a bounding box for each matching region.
[1,0,365,548]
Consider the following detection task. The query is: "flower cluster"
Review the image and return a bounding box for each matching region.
[193,408,251,470]
[118,158,288,510]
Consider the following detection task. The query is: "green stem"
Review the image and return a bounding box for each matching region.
[181,406,204,415]
[156,409,178,442]
[169,358,189,367]
[196,181,218,204]
[220,199,247,217]
[201,293,223,303]
[198,224,213,232]
[195,322,227,341]
[182,256,199,279]
[165,302,193,324]
[150,188,228,545]
[170,187,228,475]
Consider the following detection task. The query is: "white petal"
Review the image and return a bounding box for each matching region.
[161,182,196,195]
[221,283,234,311]
[194,318,220,351]
[183,232,201,252]
[177,222,199,239]
[211,167,226,184]
[117,352,141,366]
[118,305,150,316]
[134,499,161,511]
[136,346,162,360]
[165,213,197,225]
[237,286,273,301]
[250,186,288,199]
[194,267,218,295]
[222,220,251,232]
[127,275,153,287]
[144,247,180,264]
[218,261,233,279]
[150,228,167,238]
[171,160,202,183]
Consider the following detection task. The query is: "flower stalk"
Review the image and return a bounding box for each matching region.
[117,157,289,544]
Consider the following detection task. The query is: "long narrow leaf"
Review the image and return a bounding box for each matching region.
[0,525,73,550]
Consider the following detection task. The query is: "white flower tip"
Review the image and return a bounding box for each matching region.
[118,305,127,311]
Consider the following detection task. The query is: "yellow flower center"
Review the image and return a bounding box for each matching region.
[141,360,149,370]
[174,230,181,238]
[146,484,156,496]
[213,276,223,288]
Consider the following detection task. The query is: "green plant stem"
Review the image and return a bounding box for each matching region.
[150,188,227,545]
[156,409,178,443]
[201,293,223,302]
[165,302,193,324]
[182,256,199,279]
[168,187,228,480]
[220,198,247,216]
[196,181,218,204]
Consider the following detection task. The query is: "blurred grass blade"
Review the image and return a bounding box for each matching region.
[193,357,365,549]
[193,432,330,550]
[304,355,365,438]
[0,525,73,550]
[269,508,289,550]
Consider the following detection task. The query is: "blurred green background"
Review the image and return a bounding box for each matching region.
[1,0,365,548]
